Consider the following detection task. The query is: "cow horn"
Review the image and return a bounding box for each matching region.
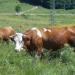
[9,34,15,38]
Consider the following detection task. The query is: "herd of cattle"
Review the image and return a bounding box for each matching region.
[1,26,75,58]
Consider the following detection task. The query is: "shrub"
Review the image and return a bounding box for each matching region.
[15,4,22,13]
[60,44,74,64]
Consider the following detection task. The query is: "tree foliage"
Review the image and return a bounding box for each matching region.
[15,4,22,13]
[19,0,75,9]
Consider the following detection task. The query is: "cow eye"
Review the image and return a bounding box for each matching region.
[19,40,22,43]
[20,41,22,43]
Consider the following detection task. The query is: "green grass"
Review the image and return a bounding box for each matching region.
[0,0,75,75]
[0,43,75,75]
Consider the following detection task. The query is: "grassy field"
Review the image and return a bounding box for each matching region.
[0,0,75,75]
[0,43,75,75]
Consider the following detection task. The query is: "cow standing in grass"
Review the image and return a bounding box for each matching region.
[10,26,75,58]
[0,26,15,43]
[22,27,69,58]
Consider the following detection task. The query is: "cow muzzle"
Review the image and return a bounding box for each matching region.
[15,47,21,52]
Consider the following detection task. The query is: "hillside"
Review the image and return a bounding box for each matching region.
[0,0,50,32]
[0,0,75,30]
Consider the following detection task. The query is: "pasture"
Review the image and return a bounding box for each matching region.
[0,0,75,75]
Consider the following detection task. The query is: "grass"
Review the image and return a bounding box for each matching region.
[0,0,75,75]
[0,43,75,75]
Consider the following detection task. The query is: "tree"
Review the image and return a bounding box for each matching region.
[15,4,22,13]
[18,0,74,9]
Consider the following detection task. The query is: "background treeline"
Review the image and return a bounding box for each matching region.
[19,0,75,9]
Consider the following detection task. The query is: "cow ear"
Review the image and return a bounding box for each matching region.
[23,35,30,41]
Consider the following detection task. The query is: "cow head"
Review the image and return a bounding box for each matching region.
[22,34,31,49]
[9,33,24,52]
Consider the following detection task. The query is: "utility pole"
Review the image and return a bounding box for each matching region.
[50,0,55,26]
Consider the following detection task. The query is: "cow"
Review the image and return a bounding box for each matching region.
[0,26,15,43]
[10,26,75,58]
[22,27,69,58]
[66,26,75,47]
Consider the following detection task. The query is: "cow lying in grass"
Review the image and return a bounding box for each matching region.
[10,26,75,58]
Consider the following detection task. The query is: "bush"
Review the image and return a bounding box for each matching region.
[60,44,74,64]
[15,4,22,13]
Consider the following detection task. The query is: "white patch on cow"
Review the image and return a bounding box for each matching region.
[68,28,75,34]
[48,29,51,32]
[43,28,48,32]
[43,28,51,32]
[13,33,24,51]
[31,27,42,37]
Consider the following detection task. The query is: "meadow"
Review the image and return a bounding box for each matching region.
[0,0,75,75]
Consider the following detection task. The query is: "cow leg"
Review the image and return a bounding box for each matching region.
[35,48,44,59]
[48,49,60,60]
[5,40,9,44]
[4,39,9,44]
[0,39,3,43]
[35,37,44,59]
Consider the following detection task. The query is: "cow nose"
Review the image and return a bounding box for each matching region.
[15,47,21,52]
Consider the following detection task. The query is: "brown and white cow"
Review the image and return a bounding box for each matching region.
[22,27,69,58]
[10,26,75,58]
[0,26,15,43]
